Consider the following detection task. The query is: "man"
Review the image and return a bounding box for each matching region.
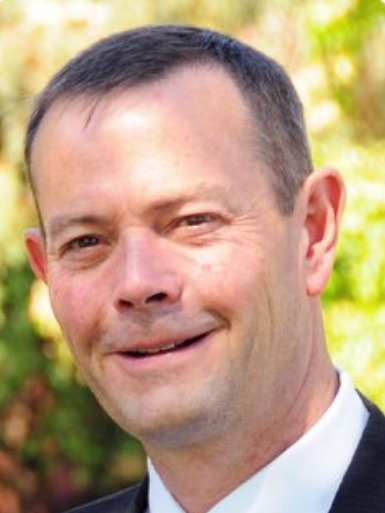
[24,25,385,513]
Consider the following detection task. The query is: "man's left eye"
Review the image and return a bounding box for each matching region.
[178,214,214,227]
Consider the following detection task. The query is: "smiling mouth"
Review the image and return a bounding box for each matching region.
[124,333,207,358]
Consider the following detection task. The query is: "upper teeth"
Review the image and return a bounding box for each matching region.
[134,342,182,355]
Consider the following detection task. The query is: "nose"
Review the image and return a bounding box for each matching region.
[113,231,183,311]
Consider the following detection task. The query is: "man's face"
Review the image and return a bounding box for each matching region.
[27,66,315,449]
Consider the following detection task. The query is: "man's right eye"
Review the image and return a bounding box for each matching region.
[68,235,101,250]
[54,234,110,268]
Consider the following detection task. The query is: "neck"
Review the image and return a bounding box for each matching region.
[144,361,338,513]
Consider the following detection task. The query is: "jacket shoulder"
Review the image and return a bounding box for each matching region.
[329,397,385,512]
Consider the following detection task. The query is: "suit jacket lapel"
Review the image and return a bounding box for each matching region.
[328,399,385,513]
[127,477,149,513]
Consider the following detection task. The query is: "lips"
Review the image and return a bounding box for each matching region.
[120,333,208,358]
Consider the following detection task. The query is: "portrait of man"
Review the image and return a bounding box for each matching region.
[24,25,385,513]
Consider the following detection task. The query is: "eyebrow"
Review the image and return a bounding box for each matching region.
[47,214,112,240]
[148,183,237,212]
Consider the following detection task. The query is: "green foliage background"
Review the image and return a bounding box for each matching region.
[0,0,384,511]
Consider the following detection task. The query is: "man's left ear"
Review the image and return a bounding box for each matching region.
[303,168,346,297]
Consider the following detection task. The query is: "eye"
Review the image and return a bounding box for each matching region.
[68,234,101,250]
[166,212,224,244]
[176,213,215,227]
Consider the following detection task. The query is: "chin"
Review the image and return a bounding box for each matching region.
[108,400,226,450]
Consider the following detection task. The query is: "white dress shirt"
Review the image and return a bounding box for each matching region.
[148,371,369,513]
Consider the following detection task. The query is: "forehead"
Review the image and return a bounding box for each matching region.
[31,65,253,160]
[29,65,264,215]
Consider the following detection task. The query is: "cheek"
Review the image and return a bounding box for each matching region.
[188,245,266,317]
[48,275,102,351]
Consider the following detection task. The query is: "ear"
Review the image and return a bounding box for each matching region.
[25,228,48,282]
[303,168,346,297]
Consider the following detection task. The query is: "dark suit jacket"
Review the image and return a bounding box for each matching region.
[66,399,385,513]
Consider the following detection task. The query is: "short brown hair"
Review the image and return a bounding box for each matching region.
[25,24,313,214]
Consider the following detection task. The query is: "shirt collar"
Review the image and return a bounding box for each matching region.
[148,370,368,513]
